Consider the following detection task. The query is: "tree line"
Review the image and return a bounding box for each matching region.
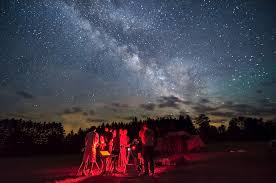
[0,114,275,156]
[195,114,276,142]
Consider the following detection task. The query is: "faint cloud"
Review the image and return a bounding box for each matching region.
[199,98,210,104]
[140,103,155,111]
[220,102,276,116]
[192,104,218,113]
[116,116,136,121]
[211,119,228,124]
[63,108,72,114]
[89,110,95,115]
[182,100,193,105]
[224,101,233,106]
[111,102,129,108]
[87,118,105,123]
[179,110,189,116]
[158,95,183,109]
[16,91,34,99]
[63,107,82,114]
[72,107,82,113]
[209,111,235,118]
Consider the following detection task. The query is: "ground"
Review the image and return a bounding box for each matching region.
[0,142,275,183]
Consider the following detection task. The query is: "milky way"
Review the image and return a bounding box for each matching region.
[1,0,276,132]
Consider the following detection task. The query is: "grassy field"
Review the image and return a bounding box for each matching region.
[0,142,275,183]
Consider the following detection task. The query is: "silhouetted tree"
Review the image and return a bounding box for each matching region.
[218,125,226,134]
[195,114,211,141]
[227,118,241,139]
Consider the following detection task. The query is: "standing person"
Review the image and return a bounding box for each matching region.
[108,128,114,153]
[112,129,120,172]
[118,129,129,173]
[135,137,143,174]
[117,129,124,171]
[77,126,99,176]
[101,127,113,174]
[104,127,113,153]
[99,135,106,151]
[112,129,118,155]
[139,124,155,176]
[112,129,117,141]
[123,129,129,166]
[103,127,109,144]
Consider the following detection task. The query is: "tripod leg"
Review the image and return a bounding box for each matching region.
[100,159,104,172]
[110,158,115,175]
[84,161,89,175]
[106,157,111,173]
[95,162,100,170]
[77,161,84,175]
[124,150,131,174]
[89,162,94,175]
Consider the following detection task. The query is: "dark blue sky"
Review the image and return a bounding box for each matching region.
[1,0,276,132]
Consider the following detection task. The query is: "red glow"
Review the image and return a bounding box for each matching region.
[33,152,229,183]
[49,163,176,183]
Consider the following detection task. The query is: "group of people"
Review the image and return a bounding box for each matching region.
[78,124,156,176]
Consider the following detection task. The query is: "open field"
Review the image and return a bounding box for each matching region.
[0,142,275,183]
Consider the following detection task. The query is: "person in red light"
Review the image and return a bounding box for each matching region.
[118,129,129,173]
[139,124,156,176]
[117,129,124,171]
[112,129,120,172]
[104,127,113,153]
[77,126,99,176]
[112,129,117,140]
[99,135,106,151]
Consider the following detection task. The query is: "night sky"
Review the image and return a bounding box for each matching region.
[1,0,276,133]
